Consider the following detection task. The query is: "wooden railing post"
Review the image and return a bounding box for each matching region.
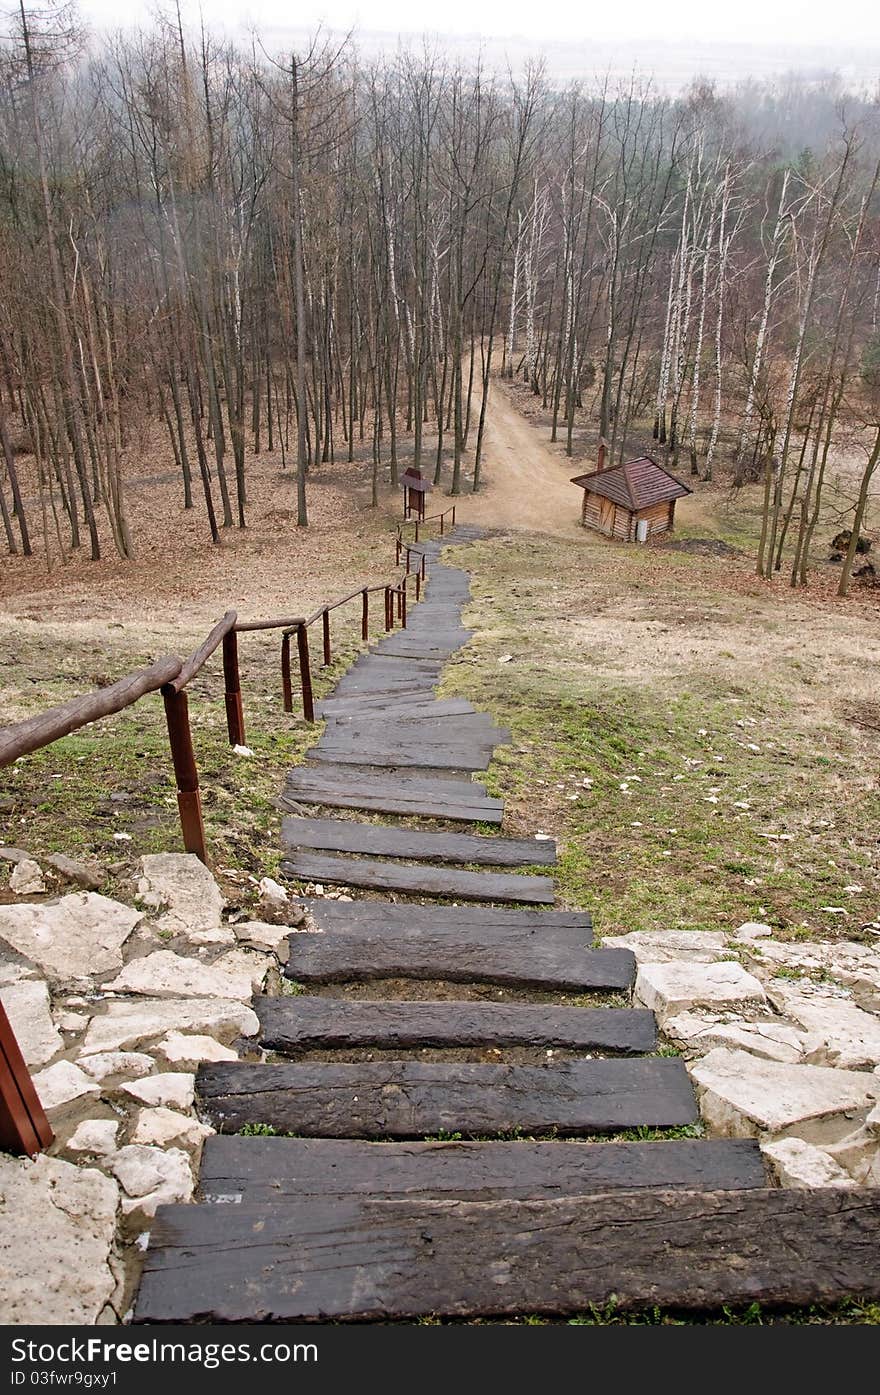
[415,520,420,543]
[322,609,331,666]
[0,1001,53,1156]
[395,534,401,566]
[297,623,315,723]
[222,630,246,747]
[361,588,369,641]
[440,511,445,536]
[421,551,427,580]
[162,688,207,864]
[281,632,293,713]
[400,585,407,628]
[415,569,421,601]
[384,585,393,631]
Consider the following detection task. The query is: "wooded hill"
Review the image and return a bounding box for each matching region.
[1,5,878,590]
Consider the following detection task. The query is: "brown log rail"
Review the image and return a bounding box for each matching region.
[0,543,432,1157]
[398,504,456,545]
[280,561,427,724]
[0,542,430,865]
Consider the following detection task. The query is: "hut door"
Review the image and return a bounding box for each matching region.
[597,495,615,536]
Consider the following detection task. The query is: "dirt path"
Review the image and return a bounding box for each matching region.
[458,382,584,535]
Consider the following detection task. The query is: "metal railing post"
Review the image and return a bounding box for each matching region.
[322,609,331,666]
[362,588,369,641]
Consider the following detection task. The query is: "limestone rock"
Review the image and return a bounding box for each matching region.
[743,939,880,1000]
[45,854,103,891]
[0,1154,118,1323]
[733,922,773,943]
[110,1145,193,1217]
[257,876,288,911]
[123,1072,195,1110]
[765,981,880,1070]
[0,846,30,865]
[636,961,766,1022]
[761,1138,856,1189]
[0,979,63,1066]
[79,1050,155,1082]
[0,950,38,986]
[867,1102,880,1137]
[156,1031,238,1065]
[600,929,727,963]
[664,1010,805,1063]
[690,1048,879,1143]
[65,1119,120,1156]
[105,948,266,1000]
[55,1010,89,1033]
[9,858,46,895]
[826,1126,879,1182]
[187,928,236,946]
[137,853,225,935]
[234,919,292,958]
[32,1060,101,1112]
[130,1106,213,1149]
[83,997,258,1054]
[0,893,141,983]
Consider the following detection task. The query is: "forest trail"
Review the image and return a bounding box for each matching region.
[460,381,583,535]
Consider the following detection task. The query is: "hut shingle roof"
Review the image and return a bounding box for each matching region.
[571,456,692,510]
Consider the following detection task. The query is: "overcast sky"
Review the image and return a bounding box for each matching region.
[74,0,880,47]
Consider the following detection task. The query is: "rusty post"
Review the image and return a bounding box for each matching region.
[421,550,427,580]
[400,585,407,627]
[405,547,411,576]
[222,630,246,747]
[415,569,421,601]
[384,585,393,631]
[0,1001,53,1156]
[452,505,456,527]
[162,688,207,864]
[322,609,331,666]
[297,623,315,723]
[281,633,293,713]
[361,588,369,641]
[440,511,444,536]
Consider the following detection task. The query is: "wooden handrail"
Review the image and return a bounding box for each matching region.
[0,656,183,767]
[234,615,306,633]
[163,611,237,695]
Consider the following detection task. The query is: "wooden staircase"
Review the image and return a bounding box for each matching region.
[134,527,880,1323]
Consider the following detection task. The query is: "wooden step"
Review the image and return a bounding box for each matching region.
[196,1057,697,1137]
[307,743,497,771]
[256,997,655,1053]
[281,817,556,866]
[134,1188,880,1323]
[280,852,555,904]
[319,697,478,720]
[198,1135,767,1204]
[282,769,503,823]
[286,902,628,992]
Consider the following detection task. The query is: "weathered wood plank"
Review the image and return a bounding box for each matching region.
[198,1135,767,1204]
[285,904,624,992]
[280,852,555,904]
[281,817,556,866]
[196,1058,696,1137]
[301,901,591,930]
[134,1189,880,1323]
[283,770,503,822]
[256,997,654,1053]
[308,744,496,771]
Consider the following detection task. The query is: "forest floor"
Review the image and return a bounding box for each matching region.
[1,380,878,941]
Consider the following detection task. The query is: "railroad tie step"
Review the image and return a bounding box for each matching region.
[197,1134,768,1204]
[281,816,556,866]
[256,996,655,1053]
[195,1057,698,1137]
[134,1187,880,1323]
[279,852,556,904]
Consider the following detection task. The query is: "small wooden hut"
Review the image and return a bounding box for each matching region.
[571,451,691,542]
[400,467,431,521]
